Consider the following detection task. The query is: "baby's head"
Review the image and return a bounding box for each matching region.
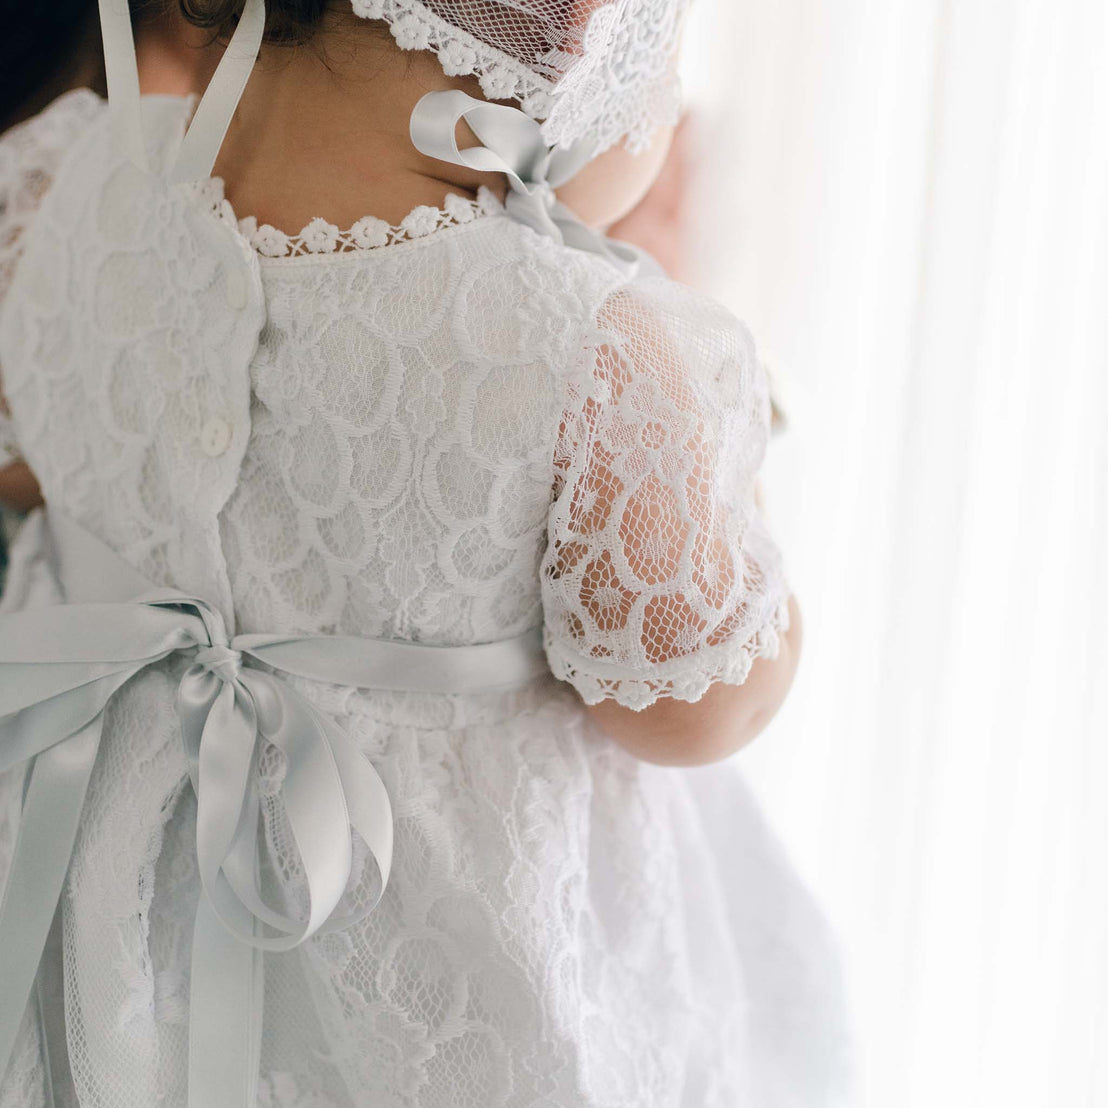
[182,0,684,228]
[181,0,330,46]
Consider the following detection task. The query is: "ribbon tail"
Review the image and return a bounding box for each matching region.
[240,674,355,944]
[187,889,265,1108]
[320,721,394,922]
[0,716,101,1087]
[552,204,661,278]
[34,899,68,1108]
[410,89,539,183]
[603,235,665,279]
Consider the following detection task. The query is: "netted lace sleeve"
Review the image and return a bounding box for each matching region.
[540,277,792,711]
[0,88,103,463]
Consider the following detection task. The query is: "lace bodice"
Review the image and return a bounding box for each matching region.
[0,94,845,1108]
[2,93,789,711]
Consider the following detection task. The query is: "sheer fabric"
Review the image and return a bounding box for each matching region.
[0,94,848,1107]
[349,0,690,155]
[543,278,790,708]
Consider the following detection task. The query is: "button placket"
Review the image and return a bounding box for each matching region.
[224,267,248,311]
[201,258,252,460]
[200,417,233,458]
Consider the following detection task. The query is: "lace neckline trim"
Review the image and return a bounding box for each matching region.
[192,178,506,259]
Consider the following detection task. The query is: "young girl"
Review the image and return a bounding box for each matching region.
[0,2,850,1105]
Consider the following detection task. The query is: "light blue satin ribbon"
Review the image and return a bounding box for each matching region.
[0,508,548,1106]
[98,0,266,184]
[410,89,659,276]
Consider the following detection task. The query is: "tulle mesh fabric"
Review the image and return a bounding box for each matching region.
[350,0,691,154]
[0,96,851,1107]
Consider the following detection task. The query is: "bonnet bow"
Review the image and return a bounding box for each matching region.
[410,89,659,277]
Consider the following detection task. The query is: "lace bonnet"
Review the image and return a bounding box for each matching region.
[94,0,686,283]
[349,0,692,156]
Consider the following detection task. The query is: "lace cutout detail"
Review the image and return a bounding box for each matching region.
[190,178,505,259]
[538,280,793,710]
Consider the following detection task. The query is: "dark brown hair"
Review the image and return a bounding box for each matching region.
[1,0,105,128]
[179,0,333,44]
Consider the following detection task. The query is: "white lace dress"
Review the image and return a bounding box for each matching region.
[0,91,852,1108]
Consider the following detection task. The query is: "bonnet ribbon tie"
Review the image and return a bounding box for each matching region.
[410,89,658,277]
[0,508,547,1108]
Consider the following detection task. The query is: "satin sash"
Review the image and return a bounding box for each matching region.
[0,507,548,1107]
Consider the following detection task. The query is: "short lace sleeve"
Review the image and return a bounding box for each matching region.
[540,277,792,711]
[0,88,103,463]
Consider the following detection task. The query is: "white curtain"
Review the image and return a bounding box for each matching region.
[681,2,1108,1105]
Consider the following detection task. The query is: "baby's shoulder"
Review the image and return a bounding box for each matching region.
[450,214,626,312]
[453,218,757,377]
[0,87,104,174]
[520,236,764,407]
[0,89,106,281]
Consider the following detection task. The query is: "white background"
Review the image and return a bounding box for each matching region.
[681,2,1108,1105]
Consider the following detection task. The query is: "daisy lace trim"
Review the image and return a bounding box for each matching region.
[350,0,556,120]
[542,593,793,712]
[190,179,505,258]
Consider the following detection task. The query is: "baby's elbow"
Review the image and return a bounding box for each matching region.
[583,598,803,768]
[0,461,44,513]
[637,685,784,768]
[589,692,770,768]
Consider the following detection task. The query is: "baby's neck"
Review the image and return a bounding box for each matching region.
[212,17,508,231]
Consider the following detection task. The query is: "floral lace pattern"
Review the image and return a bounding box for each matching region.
[0,88,103,463]
[537,279,793,709]
[352,0,555,114]
[0,95,851,1108]
[349,0,690,154]
[191,178,506,259]
[0,88,105,1108]
[537,0,690,154]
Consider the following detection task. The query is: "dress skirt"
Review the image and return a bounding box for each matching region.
[0,510,852,1108]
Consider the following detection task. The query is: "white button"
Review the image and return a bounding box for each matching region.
[199,416,232,457]
[224,268,248,311]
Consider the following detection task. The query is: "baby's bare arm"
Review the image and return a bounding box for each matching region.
[0,460,43,512]
[582,593,802,767]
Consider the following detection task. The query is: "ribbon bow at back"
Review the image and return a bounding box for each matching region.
[0,508,547,1107]
[0,585,393,1107]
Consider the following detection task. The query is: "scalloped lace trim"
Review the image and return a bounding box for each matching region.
[349,0,687,155]
[542,594,793,712]
[350,0,556,119]
[189,179,505,258]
